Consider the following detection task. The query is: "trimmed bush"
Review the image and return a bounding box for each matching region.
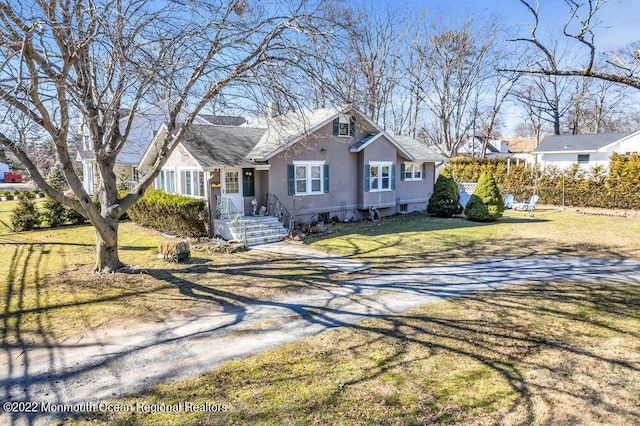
[128,188,207,237]
[11,192,41,231]
[464,172,504,222]
[427,168,463,217]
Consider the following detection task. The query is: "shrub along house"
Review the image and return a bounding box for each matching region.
[138,106,446,245]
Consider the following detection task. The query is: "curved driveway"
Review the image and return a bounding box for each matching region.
[2,255,640,425]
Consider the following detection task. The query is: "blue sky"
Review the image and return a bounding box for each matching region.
[373,0,640,49]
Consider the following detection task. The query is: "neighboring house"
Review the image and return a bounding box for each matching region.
[458,136,510,159]
[534,131,640,170]
[0,162,9,182]
[504,136,538,166]
[76,102,216,194]
[138,106,446,239]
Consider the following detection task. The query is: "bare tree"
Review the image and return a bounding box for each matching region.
[0,0,328,272]
[507,0,640,90]
[410,19,499,157]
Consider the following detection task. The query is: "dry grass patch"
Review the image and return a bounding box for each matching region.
[0,200,345,345]
[80,281,639,425]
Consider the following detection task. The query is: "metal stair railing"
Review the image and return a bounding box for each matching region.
[265,193,293,235]
[216,196,247,242]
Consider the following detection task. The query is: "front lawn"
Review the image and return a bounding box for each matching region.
[309,208,640,267]
[81,281,640,425]
[0,201,345,345]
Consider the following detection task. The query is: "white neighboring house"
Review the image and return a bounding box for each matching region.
[0,162,9,181]
[75,103,241,194]
[534,131,640,170]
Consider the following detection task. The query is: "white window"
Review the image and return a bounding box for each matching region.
[369,162,393,191]
[338,115,352,137]
[403,162,423,180]
[180,170,204,197]
[293,161,325,195]
[156,169,176,193]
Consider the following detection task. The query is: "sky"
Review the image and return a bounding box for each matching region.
[373,0,640,49]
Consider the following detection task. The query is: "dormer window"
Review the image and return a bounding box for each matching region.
[333,114,355,137]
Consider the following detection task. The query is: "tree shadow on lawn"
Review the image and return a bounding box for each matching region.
[2,237,640,425]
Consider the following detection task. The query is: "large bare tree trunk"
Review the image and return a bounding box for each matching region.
[94,220,123,273]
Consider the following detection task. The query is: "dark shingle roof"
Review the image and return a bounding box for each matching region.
[181,125,266,169]
[199,115,247,126]
[535,133,632,153]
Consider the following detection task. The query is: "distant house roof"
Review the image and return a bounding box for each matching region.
[180,125,266,169]
[504,137,538,154]
[535,132,633,153]
[199,115,247,126]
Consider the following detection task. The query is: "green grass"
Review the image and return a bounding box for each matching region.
[77,281,640,425]
[308,209,640,267]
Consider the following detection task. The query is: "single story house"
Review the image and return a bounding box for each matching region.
[534,131,640,170]
[138,106,446,241]
[504,136,538,166]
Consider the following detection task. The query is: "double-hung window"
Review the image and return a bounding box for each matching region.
[402,162,424,181]
[289,161,329,195]
[156,169,176,193]
[180,170,205,197]
[368,162,394,191]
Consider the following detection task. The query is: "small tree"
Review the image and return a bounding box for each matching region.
[11,191,41,231]
[427,168,463,217]
[464,171,504,222]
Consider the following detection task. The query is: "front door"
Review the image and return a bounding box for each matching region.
[222,169,244,214]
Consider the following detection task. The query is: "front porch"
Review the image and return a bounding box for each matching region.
[211,194,292,246]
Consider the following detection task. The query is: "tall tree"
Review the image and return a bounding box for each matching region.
[410,19,499,157]
[0,0,328,272]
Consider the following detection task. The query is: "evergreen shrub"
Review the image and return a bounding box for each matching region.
[11,191,41,231]
[464,172,505,222]
[128,188,207,237]
[427,168,463,217]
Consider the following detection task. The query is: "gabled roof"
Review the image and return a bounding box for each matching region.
[181,125,266,169]
[535,132,633,153]
[246,106,381,161]
[504,137,537,153]
[246,106,347,160]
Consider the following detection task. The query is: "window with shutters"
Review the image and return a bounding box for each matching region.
[402,162,424,181]
[290,161,328,195]
[332,114,355,137]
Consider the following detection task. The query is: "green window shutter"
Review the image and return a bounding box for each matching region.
[350,118,355,136]
[333,118,339,136]
[391,164,396,190]
[323,164,329,193]
[364,164,370,192]
[242,168,255,197]
[287,164,295,195]
[400,163,406,181]
[421,163,427,179]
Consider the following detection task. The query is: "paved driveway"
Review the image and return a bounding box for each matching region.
[2,256,640,425]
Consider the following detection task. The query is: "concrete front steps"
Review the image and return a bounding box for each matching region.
[227,216,289,246]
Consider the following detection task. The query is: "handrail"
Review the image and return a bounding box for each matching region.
[266,193,293,234]
[216,196,246,242]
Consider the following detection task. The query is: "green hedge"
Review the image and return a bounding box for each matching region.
[449,155,640,210]
[127,188,207,237]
